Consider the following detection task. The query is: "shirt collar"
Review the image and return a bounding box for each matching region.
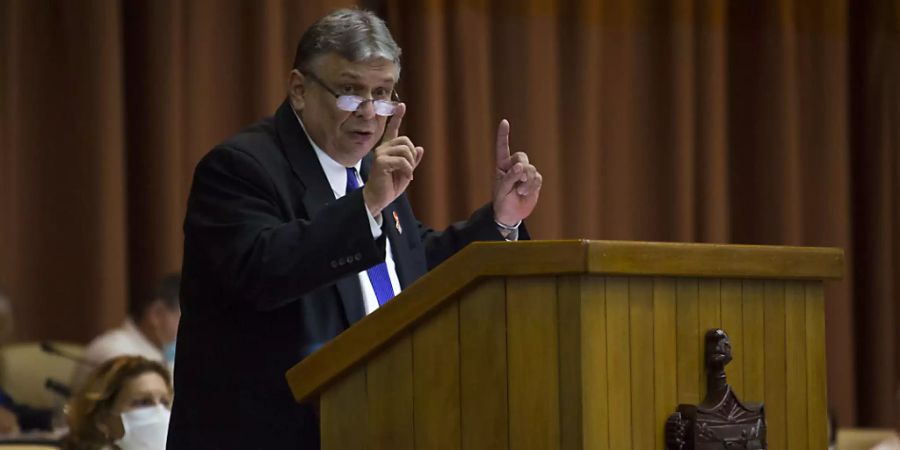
[292,108,362,198]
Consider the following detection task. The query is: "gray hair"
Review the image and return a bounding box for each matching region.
[293,9,402,77]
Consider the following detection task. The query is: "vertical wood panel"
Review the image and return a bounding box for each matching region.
[508,277,559,450]
[653,278,677,450]
[582,277,609,450]
[676,278,700,405]
[321,368,367,450]
[742,280,766,403]
[785,281,808,449]
[413,302,461,450]
[558,276,583,450]
[764,280,787,450]
[367,334,414,450]
[806,282,828,449]
[606,277,632,449]
[697,279,722,399]
[460,279,508,450]
[629,278,654,449]
[720,279,744,395]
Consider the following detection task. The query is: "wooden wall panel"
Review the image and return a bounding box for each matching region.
[742,280,766,404]
[459,279,509,450]
[581,277,609,450]
[606,277,632,449]
[320,368,368,450]
[697,279,722,398]
[413,303,461,450]
[629,278,655,449]
[676,278,700,405]
[558,276,583,450]
[785,281,809,449]
[507,277,559,450]
[366,334,415,450]
[720,280,744,396]
[653,277,677,450]
[806,282,828,449]
[764,281,787,450]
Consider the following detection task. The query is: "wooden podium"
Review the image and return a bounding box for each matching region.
[286,240,843,450]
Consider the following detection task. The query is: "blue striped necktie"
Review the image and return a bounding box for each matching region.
[346,167,395,306]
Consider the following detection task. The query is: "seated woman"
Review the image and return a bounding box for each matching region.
[62,355,172,450]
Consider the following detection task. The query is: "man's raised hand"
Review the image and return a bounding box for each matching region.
[362,103,424,217]
[492,119,542,226]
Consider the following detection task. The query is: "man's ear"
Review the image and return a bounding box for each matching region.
[288,69,306,111]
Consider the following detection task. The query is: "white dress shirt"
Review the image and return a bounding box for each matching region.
[296,117,402,315]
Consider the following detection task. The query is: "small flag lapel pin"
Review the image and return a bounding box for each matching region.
[393,210,402,234]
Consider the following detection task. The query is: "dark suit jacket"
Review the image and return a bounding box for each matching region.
[168,100,525,449]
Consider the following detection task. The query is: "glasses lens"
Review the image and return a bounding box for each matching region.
[335,95,397,116]
[373,101,398,117]
[335,95,364,112]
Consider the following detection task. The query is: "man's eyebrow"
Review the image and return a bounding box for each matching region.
[337,71,396,84]
[338,71,362,80]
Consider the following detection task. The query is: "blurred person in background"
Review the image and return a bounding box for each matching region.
[71,274,180,390]
[63,355,172,450]
[0,288,54,436]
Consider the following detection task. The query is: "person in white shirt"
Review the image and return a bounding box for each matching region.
[71,274,180,390]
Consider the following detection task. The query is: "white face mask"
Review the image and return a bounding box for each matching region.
[114,404,170,450]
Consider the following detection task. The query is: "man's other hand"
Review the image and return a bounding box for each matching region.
[492,119,542,226]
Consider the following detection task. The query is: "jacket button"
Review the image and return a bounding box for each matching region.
[354,253,362,261]
[331,260,338,268]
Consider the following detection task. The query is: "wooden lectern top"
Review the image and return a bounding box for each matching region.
[285,239,843,404]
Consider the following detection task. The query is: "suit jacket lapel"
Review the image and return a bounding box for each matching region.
[275,99,366,325]
[275,100,334,219]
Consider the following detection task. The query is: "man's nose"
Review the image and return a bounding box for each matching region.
[353,99,377,119]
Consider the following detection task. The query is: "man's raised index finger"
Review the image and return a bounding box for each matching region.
[384,103,406,142]
[495,119,511,168]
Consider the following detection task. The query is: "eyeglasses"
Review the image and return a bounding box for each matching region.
[303,71,400,117]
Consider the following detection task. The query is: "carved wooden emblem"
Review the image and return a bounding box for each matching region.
[665,329,767,450]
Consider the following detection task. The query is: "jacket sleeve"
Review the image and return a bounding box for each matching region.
[420,203,531,270]
[183,146,386,311]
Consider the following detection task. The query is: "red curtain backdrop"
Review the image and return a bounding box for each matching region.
[1,0,897,428]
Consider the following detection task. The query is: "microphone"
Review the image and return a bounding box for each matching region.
[40,341,96,400]
[44,378,72,399]
[40,341,97,368]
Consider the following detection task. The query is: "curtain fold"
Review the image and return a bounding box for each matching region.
[849,0,899,428]
[1,0,897,428]
[1,0,129,346]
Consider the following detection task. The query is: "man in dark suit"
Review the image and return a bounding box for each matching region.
[168,8,542,449]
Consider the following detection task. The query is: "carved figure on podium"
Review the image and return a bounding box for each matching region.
[665,328,767,450]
